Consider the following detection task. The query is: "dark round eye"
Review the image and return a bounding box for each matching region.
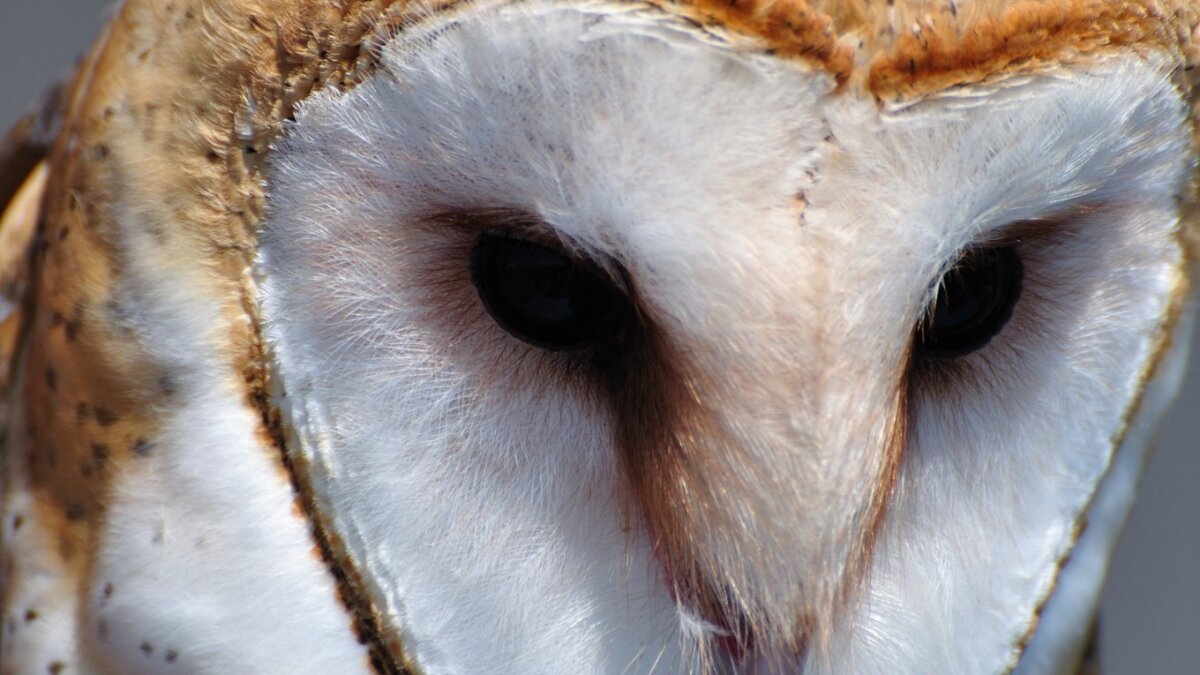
[917,246,1023,358]
[470,232,630,351]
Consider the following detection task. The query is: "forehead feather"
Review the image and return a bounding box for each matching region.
[662,0,1199,95]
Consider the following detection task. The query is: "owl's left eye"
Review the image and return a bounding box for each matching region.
[917,246,1023,358]
[470,232,631,351]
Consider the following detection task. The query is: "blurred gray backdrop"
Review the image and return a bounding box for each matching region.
[1,2,1196,672]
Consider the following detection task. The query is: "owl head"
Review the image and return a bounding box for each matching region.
[1,1,1197,673]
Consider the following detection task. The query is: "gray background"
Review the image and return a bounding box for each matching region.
[1,2,1196,672]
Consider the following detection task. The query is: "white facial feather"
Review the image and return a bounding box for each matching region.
[253,1,1195,673]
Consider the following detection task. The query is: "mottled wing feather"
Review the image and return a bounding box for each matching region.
[0,143,52,419]
[0,82,65,383]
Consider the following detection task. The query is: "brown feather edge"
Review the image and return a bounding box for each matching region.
[233,3,425,672]
[249,340,417,675]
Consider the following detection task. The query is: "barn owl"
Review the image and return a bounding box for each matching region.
[0,0,1197,673]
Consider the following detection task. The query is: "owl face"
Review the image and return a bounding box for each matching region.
[2,1,1197,674]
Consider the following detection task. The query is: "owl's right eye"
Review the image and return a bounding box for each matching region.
[470,232,631,351]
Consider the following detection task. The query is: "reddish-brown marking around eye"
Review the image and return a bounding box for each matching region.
[599,294,798,659]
